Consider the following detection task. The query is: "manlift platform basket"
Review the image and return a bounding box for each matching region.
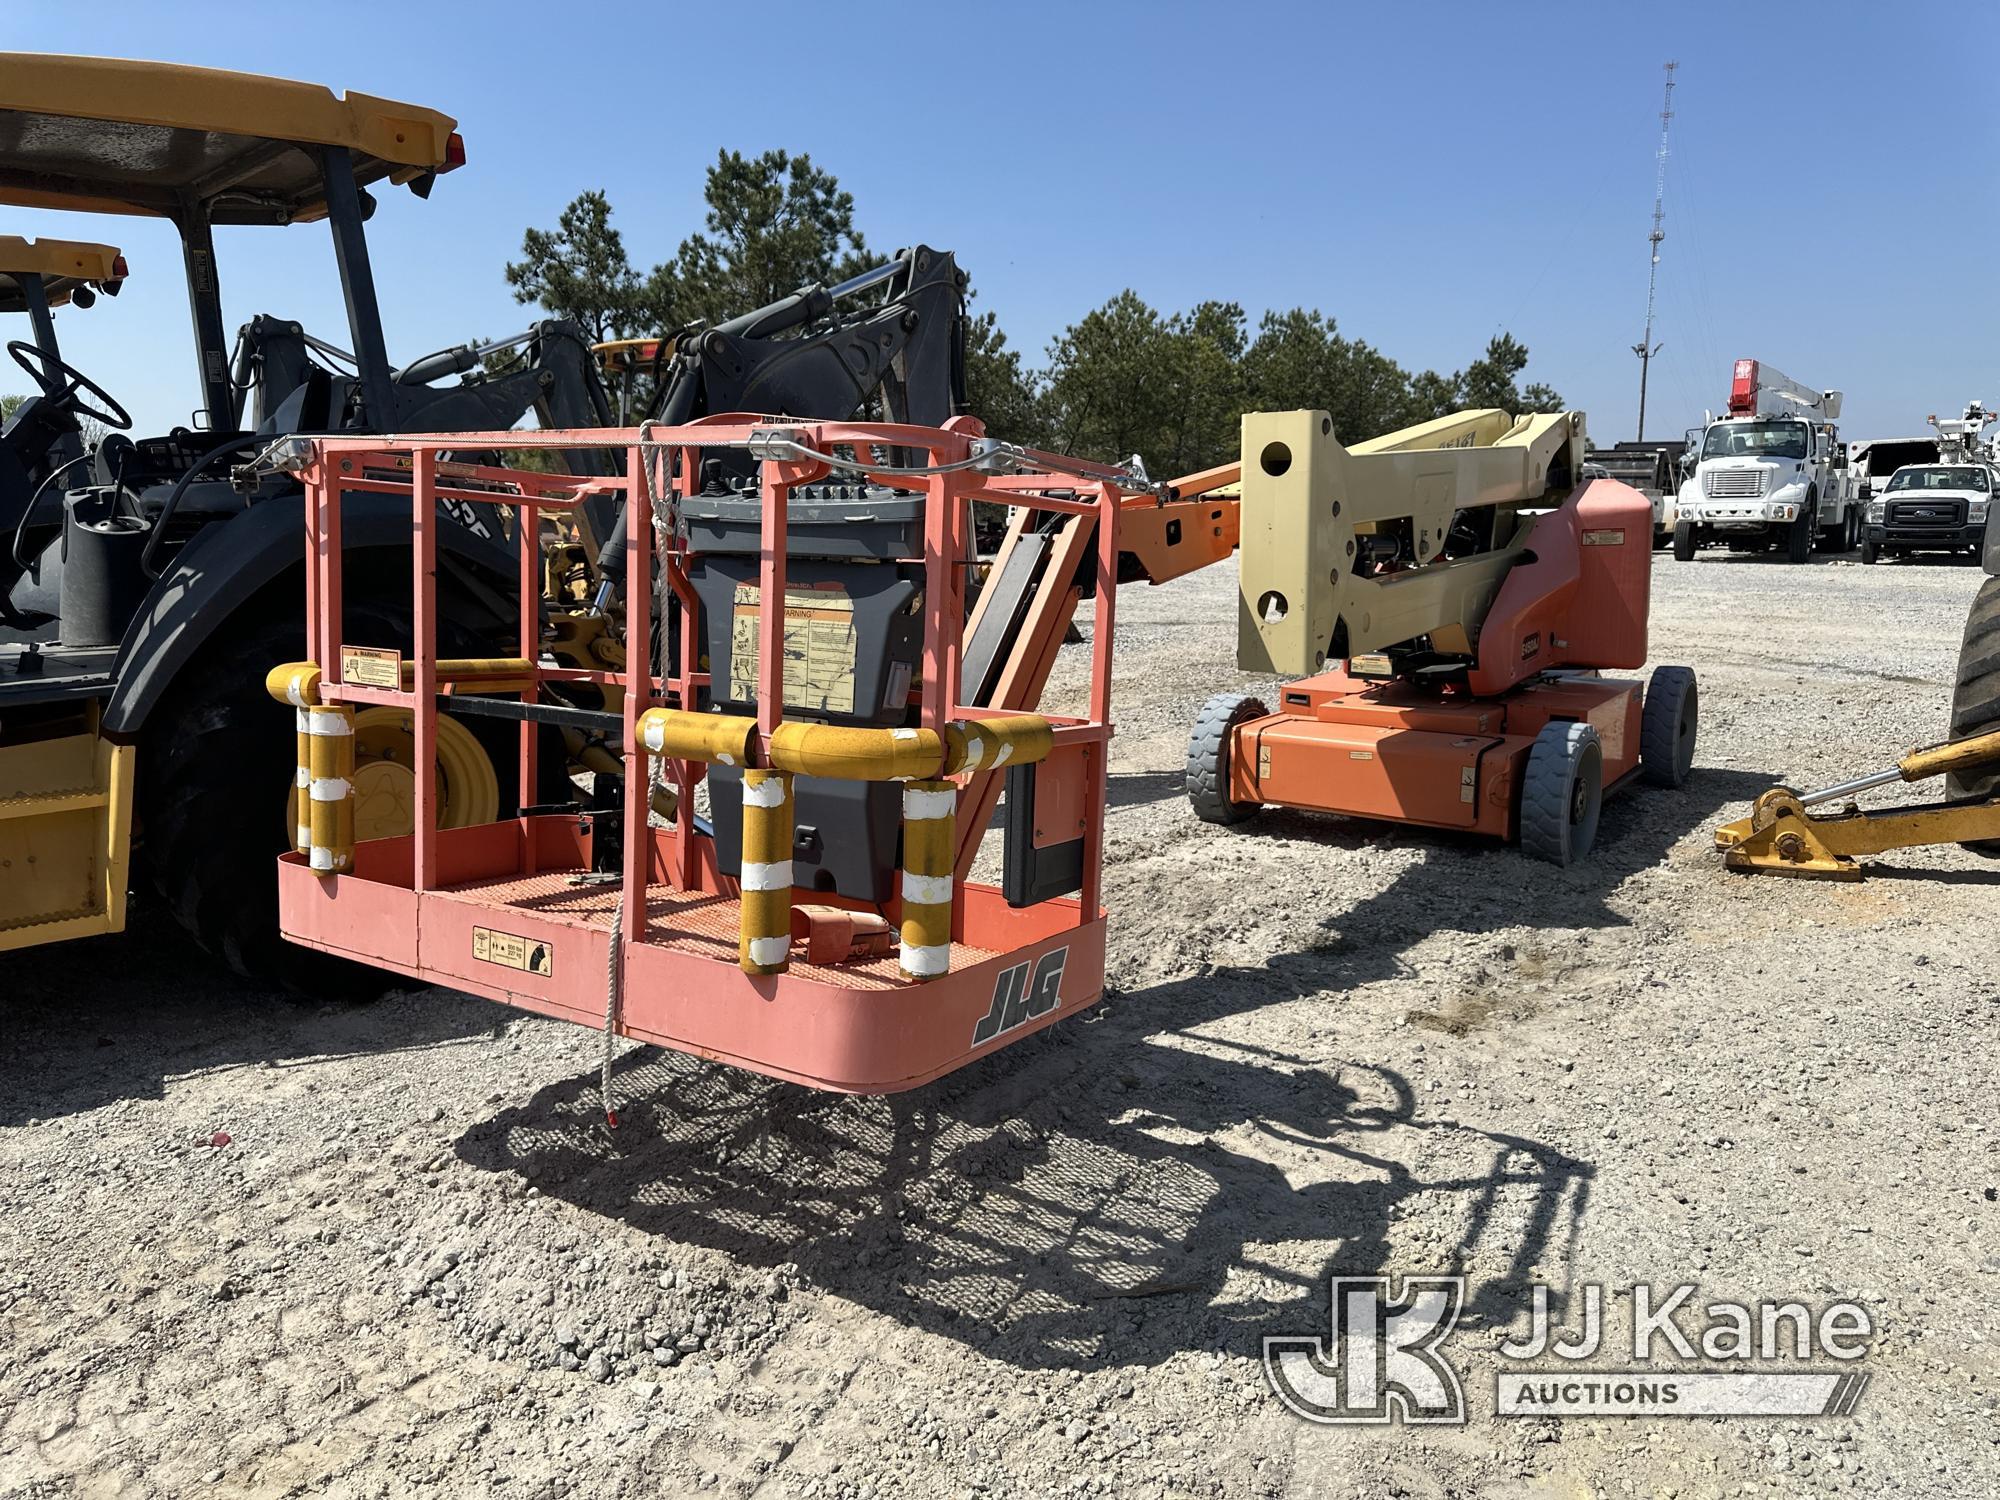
[272,419,1129,1094]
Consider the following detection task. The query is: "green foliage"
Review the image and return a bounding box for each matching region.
[1402,334,1566,423]
[1039,293,1563,475]
[1458,333,1564,414]
[0,392,25,424]
[1040,290,1172,464]
[649,150,871,330]
[503,162,1566,476]
[1039,294,1250,475]
[503,190,658,345]
[1240,309,1420,443]
[962,295,1047,449]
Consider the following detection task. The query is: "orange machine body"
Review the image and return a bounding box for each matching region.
[271,420,1157,1096]
[1230,670,1642,837]
[1228,480,1653,840]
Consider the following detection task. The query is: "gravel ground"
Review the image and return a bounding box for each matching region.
[5,549,1998,1498]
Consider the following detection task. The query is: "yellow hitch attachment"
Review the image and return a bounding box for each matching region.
[1716,726,2000,879]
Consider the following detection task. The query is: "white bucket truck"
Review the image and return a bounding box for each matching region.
[1673,359,1860,563]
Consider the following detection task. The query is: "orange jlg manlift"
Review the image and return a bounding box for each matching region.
[264,417,1234,1099]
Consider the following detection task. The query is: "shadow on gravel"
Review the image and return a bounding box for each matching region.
[1684,551,1859,567]
[1690,551,1977,568]
[0,903,504,1125]
[458,1021,1592,1373]
[447,770,1791,1375]
[1226,763,1782,921]
[1852,862,2000,885]
[1106,770,1185,810]
[441,761,1797,1373]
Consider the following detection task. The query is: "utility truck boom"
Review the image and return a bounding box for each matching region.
[1674,359,1860,563]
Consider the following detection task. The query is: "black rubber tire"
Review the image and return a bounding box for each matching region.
[1786,490,1817,563]
[1860,538,1879,565]
[1186,692,1267,825]
[138,598,528,992]
[1847,508,1862,550]
[1640,665,1698,788]
[1672,521,1698,562]
[1519,721,1603,867]
[1652,527,1671,552]
[1947,573,2000,856]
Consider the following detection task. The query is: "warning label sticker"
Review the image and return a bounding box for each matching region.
[728,584,858,714]
[1581,529,1627,547]
[472,926,553,977]
[341,645,402,688]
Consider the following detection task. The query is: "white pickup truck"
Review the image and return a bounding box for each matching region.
[1862,463,1997,564]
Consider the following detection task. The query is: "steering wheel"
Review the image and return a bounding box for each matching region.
[6,340,132,431]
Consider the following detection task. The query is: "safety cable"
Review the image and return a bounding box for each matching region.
[601,888,625,1131]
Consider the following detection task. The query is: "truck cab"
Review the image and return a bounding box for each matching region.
[1862,463,1997,564]
[1673,360,1857,563]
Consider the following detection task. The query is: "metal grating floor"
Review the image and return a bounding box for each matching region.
[436,870,995,990]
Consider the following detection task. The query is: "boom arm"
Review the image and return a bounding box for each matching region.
[1728,358,1842,421]
[594,246,970,588]
[1237,407,1588,675]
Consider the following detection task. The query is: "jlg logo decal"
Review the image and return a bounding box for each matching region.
[972,947,1068,1046]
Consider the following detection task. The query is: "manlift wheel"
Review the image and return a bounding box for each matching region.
[1672,521,1698,562]
[1640,665,1699,788]
[1948,573,2000,857]
[1186,692,1266,825]
[1519,721,1602,867]
[1785,490,1818,564]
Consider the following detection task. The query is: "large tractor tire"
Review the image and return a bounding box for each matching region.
[1186,692,1267,825]
[1519,721,1602,867]
[1785,489,1818,564]
[1947,573,2000,857]
[138,598,523,991]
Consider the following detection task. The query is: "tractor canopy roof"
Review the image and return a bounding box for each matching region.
[0,233,126,311]
[0,54,462,225]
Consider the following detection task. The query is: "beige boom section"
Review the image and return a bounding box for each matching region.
[1237,408,1588,676]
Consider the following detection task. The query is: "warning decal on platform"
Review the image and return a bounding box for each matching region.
[341,645,402,688]
[728,584,858,714]
[473,926,553,977]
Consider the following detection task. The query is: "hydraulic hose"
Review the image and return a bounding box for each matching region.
[140,436,258,579]
[11,452,94,570]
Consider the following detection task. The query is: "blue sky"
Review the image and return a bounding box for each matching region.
[7,0,1995,444]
